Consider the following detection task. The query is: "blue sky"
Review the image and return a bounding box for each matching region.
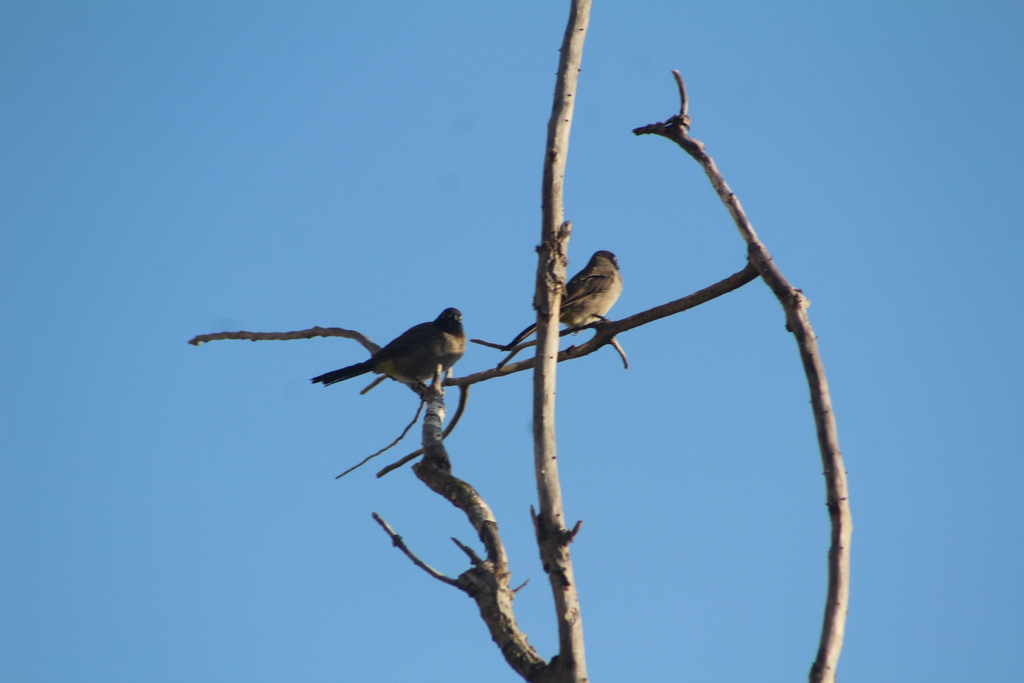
[2,2,1022,682]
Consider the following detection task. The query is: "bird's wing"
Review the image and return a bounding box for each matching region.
[371,321,438,363]
[562,272,611,308]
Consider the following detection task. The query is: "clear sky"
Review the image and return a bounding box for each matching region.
[2,2,1022,682]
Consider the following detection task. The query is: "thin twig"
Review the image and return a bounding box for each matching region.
[360,375,388,395]
[371,512,459,587]
[470,338,509,350]
[470,325,582,351]
[671,70,691,129]
[496,344,526,369]
[494,325,594,369]
[451,537,484,566]
[634,71,852,683]
[375,385,470,478]
[335,400,425,479]
[474,326,589,370]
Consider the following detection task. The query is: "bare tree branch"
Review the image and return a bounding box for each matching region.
[532,1,591,680]
[371,512,459,587]
[187,326,380,354]
[335,400,425,479]
[451,536,485,566]
[406,371,549,681]
[671,69,691,129]
[470,338,512,351]
[359,375,388,395]
[473,325,597,369]
[374,385,470,478]
[189,267,756,400]
[634,70,852,683]
[448,263,758,388]
[608,337,629,369]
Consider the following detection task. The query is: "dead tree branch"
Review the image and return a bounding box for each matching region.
[473,325,618,370]
[371,512,459,587]
[188,267,756,397]
[380,5,598,679]
[449,263,758,389]
[531,1,591,680]
[336,400,425,479]
[375,385,471,478]
[634,70,852,683]
[398,371,550,681]
[187,326,380,354]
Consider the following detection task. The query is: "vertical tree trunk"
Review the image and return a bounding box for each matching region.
[533,1,592,681]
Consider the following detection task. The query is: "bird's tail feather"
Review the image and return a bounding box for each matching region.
[503,323,538,351]
[311,359,375,386]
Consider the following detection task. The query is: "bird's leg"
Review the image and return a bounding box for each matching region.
[411,380,429,399]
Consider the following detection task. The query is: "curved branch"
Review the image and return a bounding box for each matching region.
[408,374,548,681]
[671,69,691,129]
[634,71,852,683]
[608,337,629,369]
[188,326,381,355]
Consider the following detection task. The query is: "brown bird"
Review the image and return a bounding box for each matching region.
[503,250,623,350]
[311,308,465,388]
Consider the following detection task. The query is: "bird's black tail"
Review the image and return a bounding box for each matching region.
[502,322,537,351]
[311,359,376,386]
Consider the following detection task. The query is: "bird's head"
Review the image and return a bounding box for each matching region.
[593,250,619,269]
[435,308,464,333]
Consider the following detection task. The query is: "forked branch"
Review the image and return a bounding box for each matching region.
[401,371,550,681]
[374,385,470,478]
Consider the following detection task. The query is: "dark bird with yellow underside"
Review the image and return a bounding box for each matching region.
[311,308,466,388]
[502,250,623,350]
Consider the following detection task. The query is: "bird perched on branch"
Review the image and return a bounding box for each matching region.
[311,308,465,388]
[503,250,623,350]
